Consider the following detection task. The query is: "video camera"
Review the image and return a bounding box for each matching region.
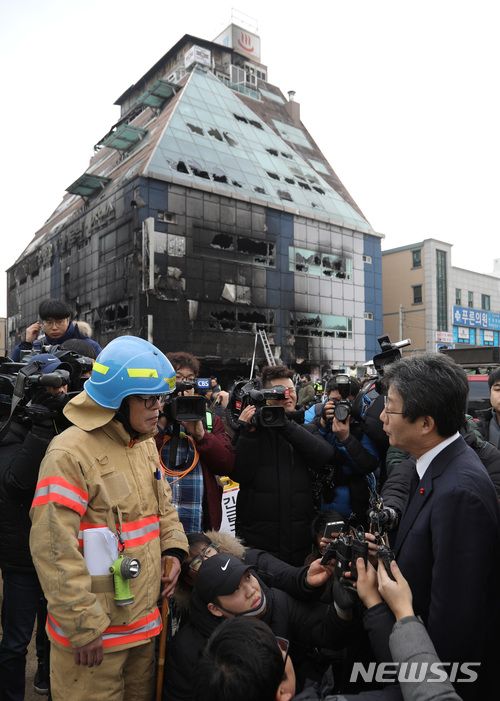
[0,343,95,406]
[226,378,287,429]
[349,335,412,451]
[161,379,209,423]
[0,351,84,438]
[20,344,94,390]
[0,360,69,394]
[372,335,411,377]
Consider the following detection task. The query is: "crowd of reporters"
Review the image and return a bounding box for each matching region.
[1,300,500,701]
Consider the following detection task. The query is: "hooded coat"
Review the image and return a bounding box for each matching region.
[29,391,188,651]
[11,321,102,361]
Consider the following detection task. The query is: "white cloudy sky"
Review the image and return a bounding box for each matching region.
[1,0,499,318]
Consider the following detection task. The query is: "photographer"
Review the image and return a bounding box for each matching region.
[305,377,380,525]
[298,374,316,408]
[0,353,71,699]
[11,298,101,362]
[232,365,334,566]
[156,351,235,533]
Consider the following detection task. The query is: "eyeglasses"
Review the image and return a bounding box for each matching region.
[189,543,220,571]
[42,318,68,327]
[176,373,196,383]
[132,394,170,409]
[275,636,290,677]
[383,395,404,416]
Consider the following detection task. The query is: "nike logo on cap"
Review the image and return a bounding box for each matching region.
[221,559,230,571]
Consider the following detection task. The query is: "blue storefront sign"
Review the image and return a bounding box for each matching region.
[453,306,500,330]
[453,306,500,346]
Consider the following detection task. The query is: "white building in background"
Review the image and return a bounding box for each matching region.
[382,239,500,354]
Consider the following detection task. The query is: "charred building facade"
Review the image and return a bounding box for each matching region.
[7,25,383,382]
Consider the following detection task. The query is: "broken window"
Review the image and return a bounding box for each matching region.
[234,114,248,123]
[248,119,263,130]
[277,190,293,202]
[290,312,352,339]
[298,182,312,190]
[198,228,275,268]
[189,160,210,179]
[224,132,238,146]
[238,237,268,257]
[211,233,234,251]
[306,174,320,184]
[289,246,351,280]
[208,306,273,333]
[322,255,347,278]
[239,238,275,266]
[210,309,237,331]
[267,148,279,156]
[187,123,204,135]
[238,310,267,324]
[101,302,133,332]
[177,161,189,173]
[267,172,280,180]
[222,284,251,305]
[208,128,223,141]
[212,168,228,183]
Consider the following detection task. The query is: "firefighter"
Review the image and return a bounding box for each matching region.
[29,336,189,701]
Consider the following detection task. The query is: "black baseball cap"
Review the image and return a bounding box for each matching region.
[194,553,254,604]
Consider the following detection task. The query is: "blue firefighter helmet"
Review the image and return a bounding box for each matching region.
[84,336,176,410]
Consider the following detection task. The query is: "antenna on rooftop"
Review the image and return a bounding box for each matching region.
[230,7,259,33]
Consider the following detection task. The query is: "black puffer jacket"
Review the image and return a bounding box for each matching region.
[0,419,53,572]
[474,407,493,442]
[232,417,334,565]
[163,575,361,701]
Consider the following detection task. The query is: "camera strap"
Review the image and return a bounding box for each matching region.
[160,425,200,485]
[168,423,182,471]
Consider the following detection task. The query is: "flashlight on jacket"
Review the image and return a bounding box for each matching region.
[109,555,141,606]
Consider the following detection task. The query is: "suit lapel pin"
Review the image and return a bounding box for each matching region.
[420,487,425,495]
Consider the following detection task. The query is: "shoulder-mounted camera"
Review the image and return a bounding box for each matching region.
[226,378,287,429]
[161,379,209,423]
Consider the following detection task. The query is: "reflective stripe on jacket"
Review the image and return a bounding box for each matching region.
[30,391,188,651]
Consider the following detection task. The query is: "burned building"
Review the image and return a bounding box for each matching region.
[7,24,383,382]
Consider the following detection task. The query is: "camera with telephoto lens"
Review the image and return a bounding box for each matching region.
[332,374,352,423]
[321,374,352,424]
[161,380,209,423]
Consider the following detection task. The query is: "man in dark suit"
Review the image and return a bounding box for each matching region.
[380,352,500,700]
